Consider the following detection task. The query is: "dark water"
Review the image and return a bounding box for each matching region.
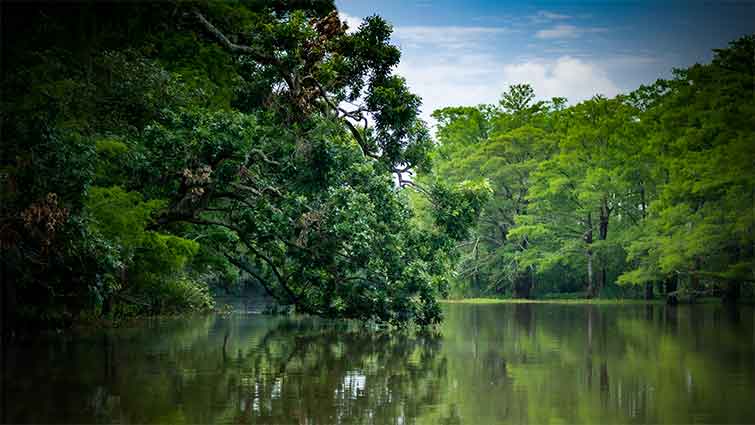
[2,303,755,424]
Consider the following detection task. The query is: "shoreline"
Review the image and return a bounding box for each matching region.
[440,297,726,305]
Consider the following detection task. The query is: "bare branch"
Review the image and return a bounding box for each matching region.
[302,75,381,160]
[224,252,282,301]
[192,9,298,94]
[192,9,274,63]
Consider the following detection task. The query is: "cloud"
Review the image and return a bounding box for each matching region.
[500,56,621,100]
[540,11,571,20]
[536,24,580,39]
[529,10,572,23]
[339,12,363,33]
[387,22,514,124]
[338,9,621,129]
[535,24,607,39]
[471,15,516,25]
[397,54,621,126]
[396,53,508,123]
[339,12,512,50]
[393,25,512,50]
[599,54,662,67]
[394,26,510,42]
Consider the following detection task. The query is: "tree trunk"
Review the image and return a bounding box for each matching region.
[640,185,647,220]
[586,249,594,297]
[665,275,678,305]
[644,282,654,300]
[597,199,609,294]
[473,238,481,292]
[722,243,744,305]
[584,212,595,298]
[514,238,532,298]
[690,257,701,291]
[514,270,532,298]
[102,295,112,317]
[664,275,677,293]
[722,281,741,304]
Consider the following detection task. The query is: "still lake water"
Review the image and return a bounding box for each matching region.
[3,303,755,424]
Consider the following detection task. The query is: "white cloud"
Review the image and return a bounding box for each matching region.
[599,54,661,67]
[529,10,572,23]
[541,11,571,20]
[337,9,621,131]
[393,26,512,50]
[396,53,508,123]
[339,12,512,50]
[535,24,607,39]
[339,12,363,34]
[536,24,580,39]
[397,54,621,126]
[501,56,620,100]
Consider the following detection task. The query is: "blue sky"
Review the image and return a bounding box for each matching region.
[336,0,754,123]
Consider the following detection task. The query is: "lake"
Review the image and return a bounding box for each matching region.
[2,303,754,424]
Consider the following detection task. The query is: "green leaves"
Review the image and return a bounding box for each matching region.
[418,38,754,300]
[85,186,166,249]
[5,0,751,330]
[618,35,755,288]
[84,186,205,310]
[429,180,493,242]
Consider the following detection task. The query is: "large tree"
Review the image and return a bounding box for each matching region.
[618,35,755,301]
[420,85,562,297]
[0,1,487,327]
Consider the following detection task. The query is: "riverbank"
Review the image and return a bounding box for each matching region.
[441,297,726,305]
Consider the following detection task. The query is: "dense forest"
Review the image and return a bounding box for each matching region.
[1,1,490,329]
[417,35,754,302]
[0,1,753,331]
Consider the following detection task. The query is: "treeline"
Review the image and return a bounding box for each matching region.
[0,1,487,329]
[418,35,754,302]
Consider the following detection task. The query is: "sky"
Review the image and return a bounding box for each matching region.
[335,0,754,124]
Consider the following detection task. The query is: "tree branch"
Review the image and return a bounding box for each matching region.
[304,75,380,160]
[192,9,275,63]
[224,252,282,302]
[192,9,297,94]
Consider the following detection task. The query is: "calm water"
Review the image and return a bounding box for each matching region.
[2,303,755,424]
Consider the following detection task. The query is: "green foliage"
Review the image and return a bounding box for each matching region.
[430,180,493,241]
[417,35,754,301]
[85,186,166,250]
[1,1,485,327]
[83,186,205,313]
[148,276,215,313]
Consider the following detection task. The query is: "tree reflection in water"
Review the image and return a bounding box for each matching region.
[226,320,448,424]
[3,315,449,424]
[4,304,755,424]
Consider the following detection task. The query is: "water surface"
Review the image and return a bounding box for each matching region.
[3,303,754,424]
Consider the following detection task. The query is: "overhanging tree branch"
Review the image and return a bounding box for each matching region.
[192,9,276,63]
[223,252,282,301]
[192,9,297,94]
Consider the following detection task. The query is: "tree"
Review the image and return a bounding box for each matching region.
[0,1,486,328]
[619,35,755,302]
[419,85,561,297]
[420,36,754,301]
